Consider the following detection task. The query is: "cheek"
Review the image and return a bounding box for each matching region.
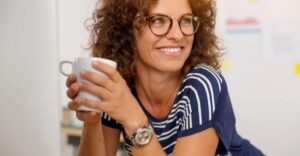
[134,29,146,49]
[136,37,150,56]
[186,36,195,49]
[134,36,151,60]
[188,35,194,44]
[134,30,158,54]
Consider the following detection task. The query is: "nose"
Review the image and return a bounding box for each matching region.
[165,21,184,41]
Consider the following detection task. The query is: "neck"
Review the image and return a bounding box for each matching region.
[135,64,184,108]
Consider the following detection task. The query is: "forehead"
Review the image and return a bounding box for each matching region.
[149,0,192,16]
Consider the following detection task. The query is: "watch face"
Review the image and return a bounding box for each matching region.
[135,127,152,146]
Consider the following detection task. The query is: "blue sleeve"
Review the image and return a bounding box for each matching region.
[101,112,122,130]
[177,65,234,154]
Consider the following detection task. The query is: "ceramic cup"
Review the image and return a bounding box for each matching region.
[59,57,117,112]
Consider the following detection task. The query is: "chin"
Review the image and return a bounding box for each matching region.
[158,61,186,73]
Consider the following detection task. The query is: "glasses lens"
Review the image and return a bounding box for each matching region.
[149,15,171,36]
[180,15,199,35]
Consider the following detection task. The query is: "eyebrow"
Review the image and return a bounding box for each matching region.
[147,13,194,19]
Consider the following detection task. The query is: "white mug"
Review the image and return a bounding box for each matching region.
[59,57,117,112]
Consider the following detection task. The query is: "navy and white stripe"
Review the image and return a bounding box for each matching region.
[103,64,224,155]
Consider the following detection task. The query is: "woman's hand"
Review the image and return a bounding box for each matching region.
[66,74,100,124]
[76,61,147,129]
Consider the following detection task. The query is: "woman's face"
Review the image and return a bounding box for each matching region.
[133,0,194,73]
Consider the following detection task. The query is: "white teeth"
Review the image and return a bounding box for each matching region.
[160,48,181,53]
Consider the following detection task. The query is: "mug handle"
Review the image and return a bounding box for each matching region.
[59,60,73,76]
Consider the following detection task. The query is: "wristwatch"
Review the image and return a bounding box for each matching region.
[124,124,154,147]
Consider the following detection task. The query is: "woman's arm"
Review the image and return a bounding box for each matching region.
[77,121,106,156]
[77,120,121,156]
[102,125,121,156]
[127,124,218,156]
[172,127,219,156]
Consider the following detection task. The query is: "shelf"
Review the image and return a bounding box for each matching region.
[61,127,82,137]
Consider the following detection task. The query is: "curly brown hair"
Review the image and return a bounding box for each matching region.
[88,0,222,86]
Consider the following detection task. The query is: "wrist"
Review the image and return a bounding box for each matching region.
[123,114,149,136]
[83,120,101,129]
[124,123,154,147]
[81,121,105,144]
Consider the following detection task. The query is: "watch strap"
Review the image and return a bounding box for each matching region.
[124,123,153,146]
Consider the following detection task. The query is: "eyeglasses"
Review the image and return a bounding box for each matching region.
[137,14,200,36]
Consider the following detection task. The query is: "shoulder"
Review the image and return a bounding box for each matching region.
[176,64,226,125]
[180,64,224,96]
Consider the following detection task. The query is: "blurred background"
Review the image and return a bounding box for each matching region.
[0,0,299,156]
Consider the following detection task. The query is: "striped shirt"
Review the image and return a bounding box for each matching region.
[102,64,264,156]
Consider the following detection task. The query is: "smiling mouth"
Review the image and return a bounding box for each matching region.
[158,47,184,56]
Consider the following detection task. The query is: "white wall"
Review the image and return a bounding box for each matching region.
[217,0,300,155]
[222,61,300,156]
[0,0,60,156]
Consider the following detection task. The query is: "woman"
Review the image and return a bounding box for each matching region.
[66,0,265,155]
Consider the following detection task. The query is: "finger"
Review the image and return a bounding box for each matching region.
[76,111,88,120]
[66,74,77,88]
[78,82,111,101]
[80,98,109,113]
[80,70,114,92]
[92,61,124,83]
[76,111,99,121]
[66,83,79,99]
[89,111,99,117]
[67,100,81,111]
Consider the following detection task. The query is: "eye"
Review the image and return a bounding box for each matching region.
[150,16,168,27]
[180,16,193,25]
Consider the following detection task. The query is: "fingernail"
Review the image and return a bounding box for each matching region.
[80,70,86,76]
[92,61,100,66]
[79,98,85,104]
[77,82,83,88]
[74,97,81,104]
